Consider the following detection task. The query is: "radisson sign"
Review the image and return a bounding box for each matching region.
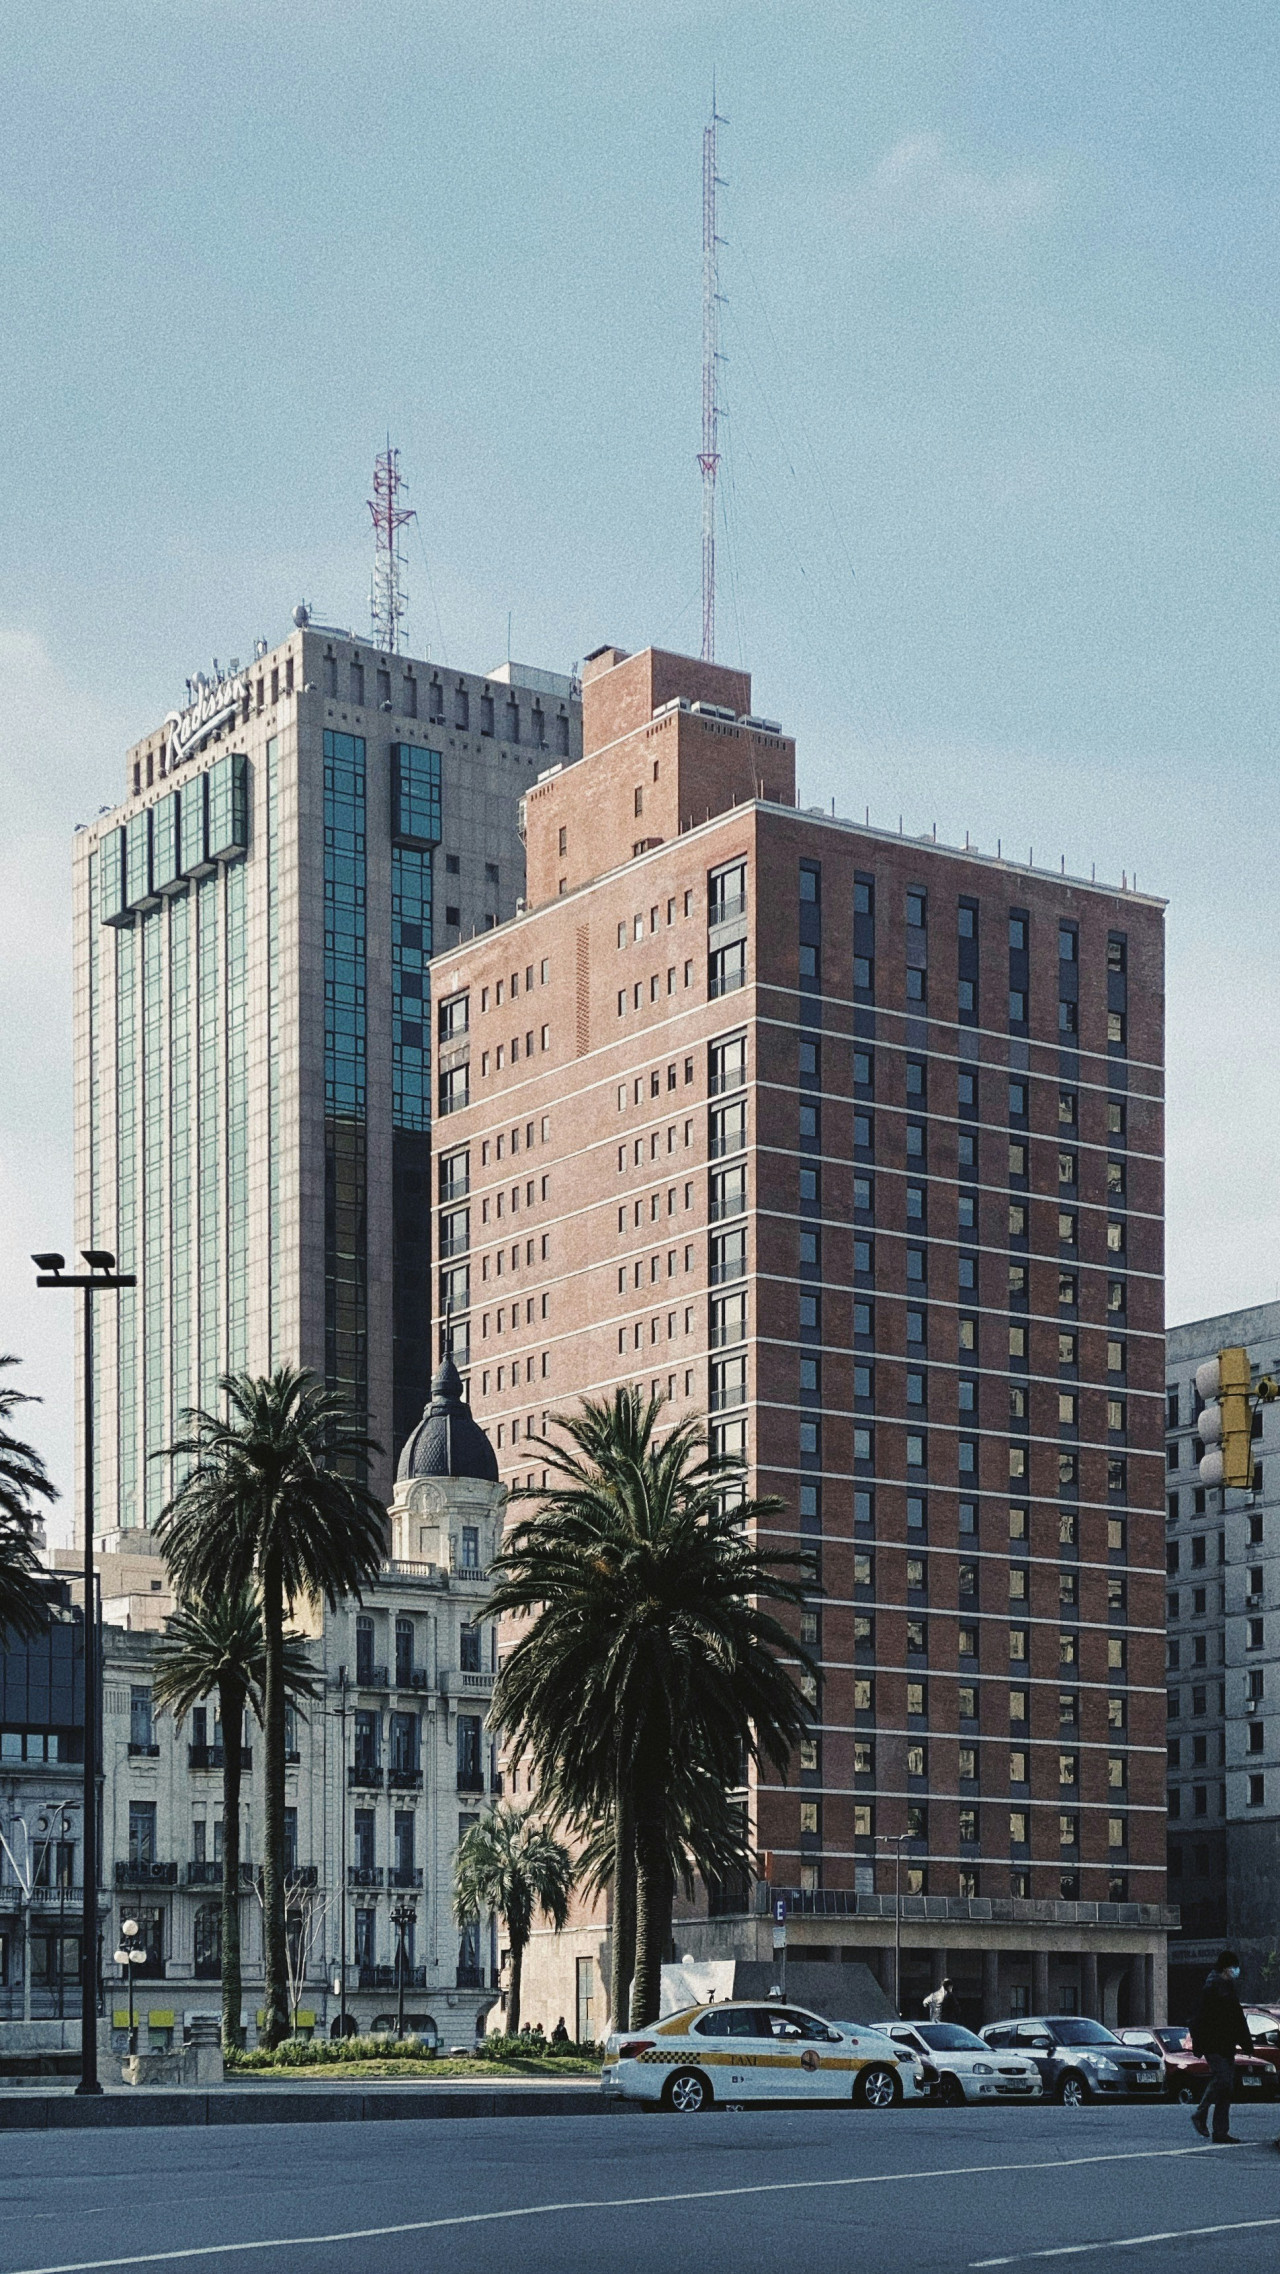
[164,666,250,770]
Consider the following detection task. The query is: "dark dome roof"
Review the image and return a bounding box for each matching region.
[396,1359,499,1484]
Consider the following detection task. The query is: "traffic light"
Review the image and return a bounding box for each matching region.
[1197,1347,1255,1489]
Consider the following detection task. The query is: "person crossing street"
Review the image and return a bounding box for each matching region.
[1190,1950,1252,2144]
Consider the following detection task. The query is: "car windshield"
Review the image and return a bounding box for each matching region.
[916,2024,988,2052]
[1155,2029,1191,2049]
[1051,2019,1121,2046]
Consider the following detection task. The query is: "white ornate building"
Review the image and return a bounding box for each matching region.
[96,1362,506,2045]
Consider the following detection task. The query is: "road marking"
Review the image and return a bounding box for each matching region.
[1,2143,1231,2274]
[971,2210,1280,2266]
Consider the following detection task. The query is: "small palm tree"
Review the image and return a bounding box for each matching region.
[453,1803,574,2039]
[489,1387,813,2028]
[157,1368,385,2045]
[0,1355,57,1639]
[153,1585,319,2049]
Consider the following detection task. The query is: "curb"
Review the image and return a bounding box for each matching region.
[0,2086,610,2132]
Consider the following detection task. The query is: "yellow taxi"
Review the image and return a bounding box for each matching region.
[601,1999,928,2113]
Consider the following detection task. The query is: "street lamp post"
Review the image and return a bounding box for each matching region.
[33,1247,136,2095]
[392,1901,416,2040]
[113,1917,146,2052]
[876,1831,911,2017]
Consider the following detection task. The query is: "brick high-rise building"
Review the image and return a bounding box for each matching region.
[430,642,1174,2031]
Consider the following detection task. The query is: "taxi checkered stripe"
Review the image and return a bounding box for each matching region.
[637,2048,690,2065]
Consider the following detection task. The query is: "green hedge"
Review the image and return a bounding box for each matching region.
[227,2032,600,2071]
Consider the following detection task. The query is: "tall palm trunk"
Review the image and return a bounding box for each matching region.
[507,1930,525,2038]
[259,1548,289,2046]
[630,1796,673,2028]
[609,1774,636,2036]
[217,1673,245,2050]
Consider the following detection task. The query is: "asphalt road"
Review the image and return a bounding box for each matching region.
[2,2100,1279,2274]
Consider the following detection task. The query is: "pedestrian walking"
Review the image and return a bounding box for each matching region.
[923,1977,960,2025]
[1190,1950,1251,2144]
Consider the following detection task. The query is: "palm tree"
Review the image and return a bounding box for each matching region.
[153,1584,319,2049]
[157,1368,385,2045]
[488,1387,813,2029]
[0,1355,57,1639]
[453,1802,574,2039]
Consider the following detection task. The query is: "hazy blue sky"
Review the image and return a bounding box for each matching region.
[5,1,1280,1527]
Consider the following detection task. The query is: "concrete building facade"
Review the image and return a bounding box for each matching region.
[71,623,580,1533]
[94,1363,505,2046]
[430,641,1174,2033]
[1165,1300,1280,2014]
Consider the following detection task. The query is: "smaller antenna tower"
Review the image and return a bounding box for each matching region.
[368,440,417,653]
[699,88,727,663]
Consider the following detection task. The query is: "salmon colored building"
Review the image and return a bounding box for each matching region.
[428,642,1174,2038]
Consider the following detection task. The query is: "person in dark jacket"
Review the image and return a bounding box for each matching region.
[1190,1950,1252,2142]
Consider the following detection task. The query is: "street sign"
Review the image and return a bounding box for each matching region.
[774,1898,787,1924]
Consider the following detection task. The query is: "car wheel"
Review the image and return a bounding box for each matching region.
[939,2073,967,2107]
[663,2068,713,2114]
[854,2064,902,2110]
[1057,2073,1089,2107]
[1175,2083,1198,2106]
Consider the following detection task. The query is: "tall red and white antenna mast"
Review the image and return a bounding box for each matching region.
[699,90,727,663]
[368,440,417,653]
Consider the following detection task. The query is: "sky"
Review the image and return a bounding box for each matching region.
[4,0,1280,1535]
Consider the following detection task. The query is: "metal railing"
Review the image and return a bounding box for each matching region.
[348,1866,384,1888]
[115,1860,177,1886]
[389,1867,424,1889]
[188,1744,252,1771]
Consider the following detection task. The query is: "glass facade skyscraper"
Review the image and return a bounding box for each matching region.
[72,626,578,1540]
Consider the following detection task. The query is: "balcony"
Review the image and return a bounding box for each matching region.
[439,1231,470,1259]
[355,1665,389,1690]
[389,1867,424,1890]
[188,1744,252,1771]
[348,1866,384,1889]
[456,1771,486,1795]
[115,1860,177,1887]
[357,1963,430,1992]
[439,1669,494,1699]
[257,1863,318,1889]
[185,1861,256,1887]
[400,1669,433,1691]
[348,1764,384,1790]
[452,1565,486,1585]
[455,1964,490,1990]
[388,1767,423,1791]
[709,891,747,928]
[127,1742,161,1758]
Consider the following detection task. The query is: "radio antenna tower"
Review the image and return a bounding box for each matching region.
[368,440,417,653]
[699,89,727,663]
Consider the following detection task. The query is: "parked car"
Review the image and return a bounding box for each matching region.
[978,2016,1164,2105]
[1243,2009,1280,2086]
[601,1999,928,2112]
[1116,2025,1277,2103]
[886,2021,1043,2105]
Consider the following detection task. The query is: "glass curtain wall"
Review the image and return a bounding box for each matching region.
[323,732,368,1424]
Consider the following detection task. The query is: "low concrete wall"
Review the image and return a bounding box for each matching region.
[0,2084,607,2130]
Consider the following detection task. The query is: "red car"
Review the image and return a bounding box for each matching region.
[1243,2008,1280,2086]
[1118,2026,1277,2103]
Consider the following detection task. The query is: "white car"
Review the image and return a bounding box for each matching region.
[887,2021,1043,2105]
[601,1998,928,2113]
